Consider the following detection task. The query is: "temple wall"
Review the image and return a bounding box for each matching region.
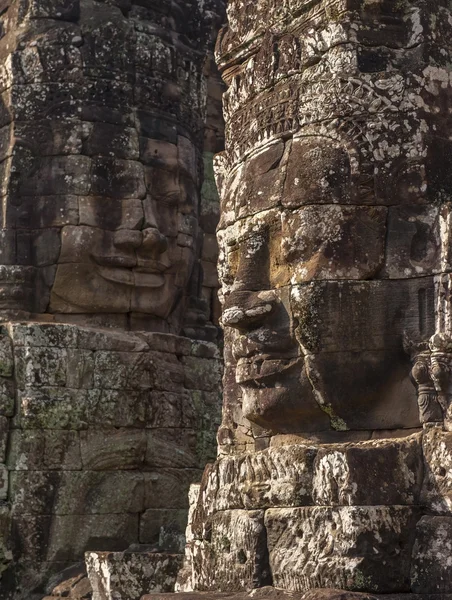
[0,323,222,596]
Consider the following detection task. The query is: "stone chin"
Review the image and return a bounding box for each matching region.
[238,358,332,434]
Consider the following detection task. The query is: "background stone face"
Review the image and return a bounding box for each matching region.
[214,0,452,449]
[0,0,224,339]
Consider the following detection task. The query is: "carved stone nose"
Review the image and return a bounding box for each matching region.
[222,290,276,329]
[141,227,168,255]
[113,230,142,250]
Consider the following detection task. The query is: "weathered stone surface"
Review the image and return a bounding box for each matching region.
[410,516,452,593]
[80,429,146,470]
[142,590,378,600]
[7,430,82,471]
[10,471,145,515]
[86,552,183,600]
[144,469,203,511]
[265,507,419,592]
[421,427,452,514]
[139,509,188,553]
[192,510,271,591]
[194,445,317,521]
[45,563,92,600]
[312,435,423,506]
[5,321,222,594]
[145,429,201,470]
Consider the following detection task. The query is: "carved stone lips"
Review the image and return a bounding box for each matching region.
[236,356,302,385]
[92,256,170,288]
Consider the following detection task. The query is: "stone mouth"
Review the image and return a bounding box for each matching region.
[236,356,302,385]
[92,255,171,288]
[95,265,167,288]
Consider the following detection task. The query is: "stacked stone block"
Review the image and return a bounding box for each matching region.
[187,435,423,593]
[0,322,222,596]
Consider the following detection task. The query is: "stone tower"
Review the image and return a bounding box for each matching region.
[184,0,452,594]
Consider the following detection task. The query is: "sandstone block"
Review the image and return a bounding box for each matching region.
[281,205,386,282]
[86,552,184,600]
[290,279,433,354]
[144,469,203,510]
[182,356,222,392]
[8,323,79,348]
[7,430,82,470]
[93,350,184,392]
[145,429,200,469]
[195,445,317,523]
[189,390,222,430]
[202,261,219,288]
[86,389,146,428]
[0,416,8,461]
[192,510,271,591]
[46,514,139,562]
[66,349,94,389]
[79,197,144,231]
[0,464,7,500]
[0,377,15,417]
[16,228,61,267]
[90,158,146,199]
[312,435,423,506]
[80,429,146,470]
[76,328,148,352]
[0,331,13,377]
[82,123,139,160]
[13,195,79,229]
[139,509,188,552]
[421,427,452,514]
[411,516,452,593]
[15,346,68,389]
[19,156,91,196]
[9,514,51,562]
[139,333,192,356]
[145,391,195,429]
[14,121,83,157]
[265,506,419,592]
[202,233,219,264]
[383,205,441,279]
[10,471,144,515]
[15,387,90,429]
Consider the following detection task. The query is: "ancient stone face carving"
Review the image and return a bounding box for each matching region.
[214,0,452,437]
[50,144,198,320]
[0,0,218,333]
[218,139,436,434]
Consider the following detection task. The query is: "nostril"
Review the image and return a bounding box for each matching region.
[142,227,168,254]
[113,230,142,250]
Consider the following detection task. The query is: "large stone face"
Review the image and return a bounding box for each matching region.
[0,0,226,595]
[0,0,222,335]
[215,0,452,442]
